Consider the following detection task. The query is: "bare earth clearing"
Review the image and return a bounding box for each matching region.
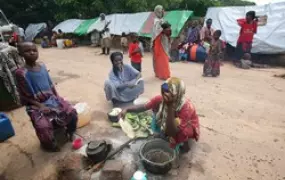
[0,46,285,180]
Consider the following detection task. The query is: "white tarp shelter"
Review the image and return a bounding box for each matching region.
[25,23,47,42]
[87,12,150,35]
[53,19,84,33]
[205,2,285,54]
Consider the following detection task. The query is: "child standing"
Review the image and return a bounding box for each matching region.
[15,42,78,152]
[203,30,223,77]
[129,33,142,72]
[235,11,258,64]
[121,32,128,54]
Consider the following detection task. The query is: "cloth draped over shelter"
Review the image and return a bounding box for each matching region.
[48,11,193,38]
[25,23,47,42]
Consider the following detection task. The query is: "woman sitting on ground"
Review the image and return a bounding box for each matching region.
[120,77,200,152]
[104,52,144,105]
[15,42,78,152]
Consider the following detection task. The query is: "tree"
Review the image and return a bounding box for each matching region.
[0,0,57,27]
[1,0,256,26]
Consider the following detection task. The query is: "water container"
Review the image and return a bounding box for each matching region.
[74,103,91,128]
[56,39,65,49]
[0,113,15,142]
[188,44,207,62]
[131,171,147,180]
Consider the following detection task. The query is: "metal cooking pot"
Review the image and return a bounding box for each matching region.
[86,140,111,163]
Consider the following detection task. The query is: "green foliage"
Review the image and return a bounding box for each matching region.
[0,0,57,27]
[1,0,256,26]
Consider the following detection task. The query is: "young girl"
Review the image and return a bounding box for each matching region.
[15,42,78,152]
[235,11,258,64]
[203,30,223,77]
[129,33,142,72]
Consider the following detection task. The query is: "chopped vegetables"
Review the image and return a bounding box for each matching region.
[125,112,153,135]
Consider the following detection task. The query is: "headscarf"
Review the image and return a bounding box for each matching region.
[152,5,165,40]
[154,5,164,19]
[100,13,106,20]
[156,77,187,130]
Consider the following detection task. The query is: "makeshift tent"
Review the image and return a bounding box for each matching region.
[86,12,151,35]
[54,10,193,38]
[119,12,150,35]
[53,19,85,33]
[74,18,98,35]
[205,2,285,54]
[25,23,47,42]
[140,10,193,38]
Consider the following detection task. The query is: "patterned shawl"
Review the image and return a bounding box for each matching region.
[156,77,186,130]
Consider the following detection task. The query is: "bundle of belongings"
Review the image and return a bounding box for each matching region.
[0,44,24,110]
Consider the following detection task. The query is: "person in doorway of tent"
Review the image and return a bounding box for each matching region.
[104,52,144,105]
[235,11,258,66]
[121,32,128,54]
[57,29,64,39]
[41,36,50,48]
[152,5,171,80]
[129,33,143,72]
[90,30,100,47]
[200,18,215,44]
[15,42,78,152]
[187,20,201,45]
[203,30,223,77]
[51,31,58,46]
[120,77,200,152]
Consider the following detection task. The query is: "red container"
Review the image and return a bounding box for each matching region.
[72,138,83,150]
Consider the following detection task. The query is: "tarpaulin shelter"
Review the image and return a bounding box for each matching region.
[53,19,85,33]
[85,12,150,35]
[140,10,193,38]
[205,2,285,54]
[25,23,47,41]
[53,10,193,38]
[74,18,98,35]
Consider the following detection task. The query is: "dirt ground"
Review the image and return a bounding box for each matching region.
[1,46,285,180]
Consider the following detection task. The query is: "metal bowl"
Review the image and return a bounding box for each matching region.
[139,138,176,175]
[107,108,122,123]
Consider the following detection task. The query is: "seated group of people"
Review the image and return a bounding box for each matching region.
[41,29,75,49]
[15,42,200,153]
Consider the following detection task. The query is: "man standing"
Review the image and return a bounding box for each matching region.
[200,18,215,44]
[98,13,111,55]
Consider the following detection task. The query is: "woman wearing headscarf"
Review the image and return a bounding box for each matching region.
[121,77,200,152]
[152,5,171,80]
[104,52,144,105]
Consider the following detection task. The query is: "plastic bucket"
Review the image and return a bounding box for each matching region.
[56,39,65,49]
[0,113,15,142]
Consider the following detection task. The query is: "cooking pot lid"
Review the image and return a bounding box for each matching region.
[87,141,107,154]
